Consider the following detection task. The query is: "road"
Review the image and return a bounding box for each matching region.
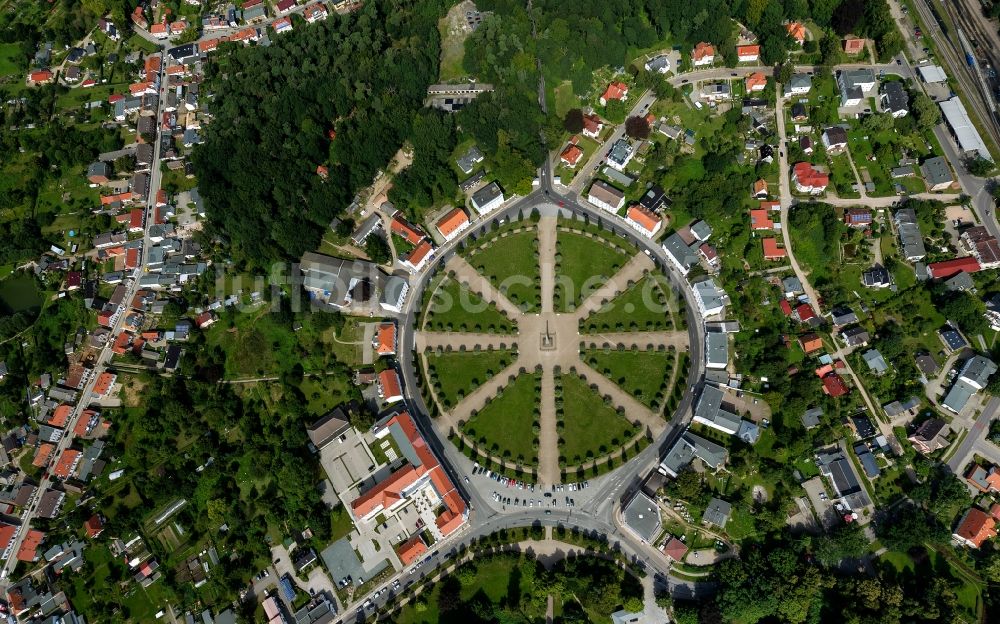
[0,49,168,585]
[947,397,1000,473]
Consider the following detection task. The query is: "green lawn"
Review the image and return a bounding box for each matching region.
[580,275,674,332]
[0,43,23,77]
[462,372,539,465]
[426,349,515,409]
[424,277,517,333]
[559,372,636,465]
[467,228,541,312]
[553,80,578,118]
[554,230,630,312]
[581,348,675,409]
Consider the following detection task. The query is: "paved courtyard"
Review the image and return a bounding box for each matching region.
[415,216,689,484]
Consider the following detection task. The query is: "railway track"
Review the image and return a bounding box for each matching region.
[940,0,1000,143]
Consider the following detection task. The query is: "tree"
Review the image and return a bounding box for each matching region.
[819,29,843,67]
[776,61,793,85]
[862,112,895,133]
[362,234,390,264]
[937,291,987,335]
[563,108,584,134]
[965,156,995,177]
[624,115,651,139]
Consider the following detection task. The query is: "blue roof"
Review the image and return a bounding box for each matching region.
[279,575,296,601]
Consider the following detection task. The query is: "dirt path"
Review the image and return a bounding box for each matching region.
[538,366,559,485]
[445,254,524,318]
[538,216,557,315]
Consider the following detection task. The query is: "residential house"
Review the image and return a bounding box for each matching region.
[692,42,715,66]
[303,3,329,22]
[701,82,731,102]
[470,182,504,215]
[456,145,484,175]
[606,138,634,171]
[622,492,661,543]
[658,432,729,477]
[644,55,671,74]
[785,74,812,96]
[436,208,470,241]
[843,37,866,54]
[792,162,829,194]
[907,418,949,454]
[799,333,824,354]
[752,178,769,198]
[942,355,998,413]
[927,256,981,280]
[921,156,954,191]
[377,369,403,404]
[705,331,729,370]
[822,126,848,152]
[745,72,767,93]
[844,208,872,228]
[749,208,773,230]
[373,323,396,357]
[881,81,909,118]
[816,447,871,510]
[599,81,628,106]
[625,205,662,238]
[703,498,732,528]
[841,325,870,347]
[661,233,700,274]
[862,349,889,375]
[587,180,625,213]
[736,45,760,62]
[837,68,877,106]
[786,22,806,45]
[560,143,583,167]
[639,184,667,212]
[894,209,926,261]
[966,463,1000,492]
[762,238,786,260]
[582,113,604,139]
[692,279,728,318]
[953,507,998,548]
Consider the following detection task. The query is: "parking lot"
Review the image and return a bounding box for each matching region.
[802,476,839,530]
[469,463,582,511]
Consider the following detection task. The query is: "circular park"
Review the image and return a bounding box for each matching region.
[415,211,690,484]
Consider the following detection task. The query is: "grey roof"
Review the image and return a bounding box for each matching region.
[891,166,915,178]
[862,349,889,374]
[350,214,382,245]
[455,145,484,174]
[459,169,486,191]
[608,138,633,167]
[706,332,729,367]
[299,252,383,306]
[831,306,858,326]
[942,379,976,413]
[703,497,732,528]
[940,96,991,161]
[894,210,926,260]
[662,233,699,270]
[841,326,870,346]
[471,181,503,209]
[782,276,803,294]
[693,279,727,315]
[690,220,713,241]
[694,385,741,433]
[880,81,908,114]
[883,396,921,417]
[381,275,408,308]
[788,74,811,91]
[307,409,351,449]
[817,449,864,497]
[911,417,946,441]
[645,55,670,72]
[945,271,975,292]
[960,355,997,388]
[915,353,939,376]
[823,126,848,146]
[659,432,728,476]
[854,445,881,478]
[801,407,823,429]
[921,156,953,186]
[602,167,636,187]
[736,420,760,444]
[623,492,661,542]
[839,68,876,90]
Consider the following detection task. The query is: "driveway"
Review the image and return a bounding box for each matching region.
[802,476,839,530]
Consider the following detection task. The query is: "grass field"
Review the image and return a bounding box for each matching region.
[554,230,630,312]
[581,348,675,409]
[437,1,472,82]
[0,43,23,77]
[424,277,517,333]
[426,349,515,409]
[462,372,539,465]
[581,275,674,332]
[467,229,540,312]
[559,372,635,465]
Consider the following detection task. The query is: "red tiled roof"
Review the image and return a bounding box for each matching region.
[736,45,760,58]
[378,369,402,400]
[662,536,689,561]
[405,240,433,267]
[93,372,115,396]
[796,303,816,321]
[627,205,661,233]
[29,70,53,82]
[753,179,768,196]
[601,81,628,103]
[779,299,793,316]
[792,162,829,190]
[50,405,71,428]
[375,323,396,355]
[582,113,603,134]
[762,238,787,259]
[799,333,823,353]
[75,409,98,437]
[786,22,806,43]
[16,529,44,561]
[436,208,469,238]
[928,256,981,279]
[822,374,849,397]
[560,144,583,166]
[750,209,773,230]
[396,536,427,565]
[693,42,715,61]
[745,72,767,91]
[391,216,424,245]
[124,247,139,269]
[955,508,997,548]
[33,444,55,468]
[0,524,16,553]
[84,514,104,538]
[53,449,81,479]
[843,38,866,53]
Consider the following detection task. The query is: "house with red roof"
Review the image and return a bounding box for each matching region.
[745,72,767,92]
[779,299,793,316]
[792,162,829,194]
[373,322,396,357]
[402,240,433,273]
[436,208,470,242]
[276,0,297,13]
[560,143,584,167]
[33,443,55,468]
[762,238,787,260]
[927,256,981,279]
[272,16,294,34]
[750,209,773,230]
[966,463,1000,492]
[396,536,428,566]
[50,405,72,429]
[28,69,54,85]
[16,529,44,562]
[0,523,17,560]
[737,45,760,62]
[795,303,817,323]
[625,205,662,238]
[84,514,104,538]
[798,333,824,354]
[92,372,117,398]
[304,3,329,23]
[752,179,768,198]
[391,215,426,245]
[377,370,403,403]
[132,6,149,30]
[661,536,689,562]
[150,21,168,39]
[582,113,604,139]
[843,38,866,54]
[822,373,849,397]
[786,22,807,44]
[953,507,997,548]
[692,42,715,66]
[599,81,629,106]
[53,449,82,479]
[844,208,872,228]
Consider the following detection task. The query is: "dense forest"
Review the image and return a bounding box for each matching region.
[193,0,448,267]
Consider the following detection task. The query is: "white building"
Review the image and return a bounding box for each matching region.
[470,182,504,215]
[693,278,728,318]
[587,180,625,213]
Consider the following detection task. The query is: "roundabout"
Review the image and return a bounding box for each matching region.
[411,210,694,485]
